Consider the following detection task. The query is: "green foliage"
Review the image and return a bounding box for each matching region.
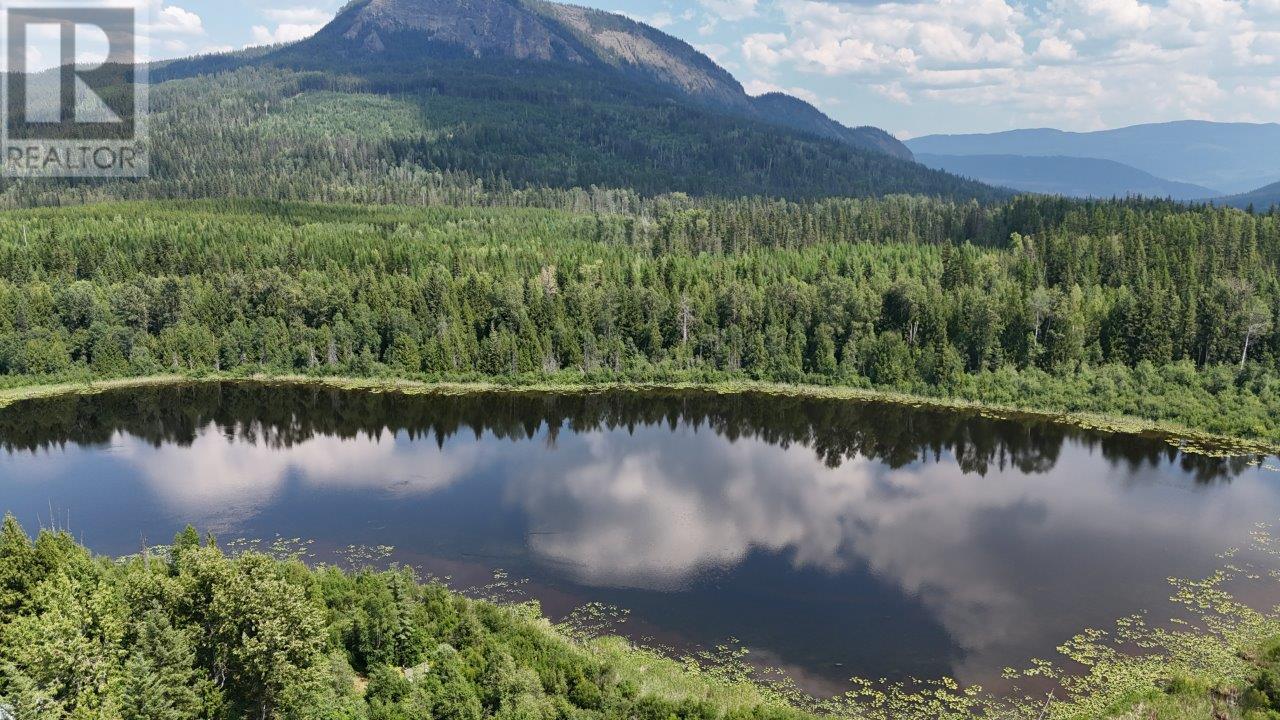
[2,516,1280,720]
[0,59,1004,207]
[0,518,808,720]
[0,197,1277,440]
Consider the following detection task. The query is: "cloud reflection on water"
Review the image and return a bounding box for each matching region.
[2,386,1277,688]
[75,417,1280,684]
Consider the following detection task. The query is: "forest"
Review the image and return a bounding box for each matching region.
[0,65,1001,209]
[0,195,1276,440]
[6,514,1280,720]
[0,515,817,720]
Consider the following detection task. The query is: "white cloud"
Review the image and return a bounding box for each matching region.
[874,81,913,104]
[742,32,790,67]
[749,0,1280,129]
[647,11,677,28]
[251,22,324,45]
[119,427,487,529]
[743,77,822,103]
[700,0,759,22]
[249,5,333,46]
[263,7,335,25]
[150,5,204,35]
[694,42,730,65]
[1034,36,1076,62]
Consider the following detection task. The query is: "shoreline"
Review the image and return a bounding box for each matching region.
[3,373,1280,719]
[0,373,1275,457]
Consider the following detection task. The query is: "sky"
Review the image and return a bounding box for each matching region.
[35,0,1280,137]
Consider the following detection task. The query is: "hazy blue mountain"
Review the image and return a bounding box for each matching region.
[1217,181,1280,210]
[915,153,1220,200]
[907,121,1280,194]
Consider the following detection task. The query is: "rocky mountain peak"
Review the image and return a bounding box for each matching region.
[301,0,913,159]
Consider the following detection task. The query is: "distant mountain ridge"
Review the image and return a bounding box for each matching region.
[907,120,1280,195]
[1217,181,1280,211]
[915,153,1220,201]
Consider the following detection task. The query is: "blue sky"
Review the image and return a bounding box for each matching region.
[131,0,1280,137]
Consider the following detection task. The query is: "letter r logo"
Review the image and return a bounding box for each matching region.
[5,6,135,139]
[1,1,148,177]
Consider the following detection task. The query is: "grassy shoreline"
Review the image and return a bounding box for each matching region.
[3,375,1280,719]
[0,372,1275,457]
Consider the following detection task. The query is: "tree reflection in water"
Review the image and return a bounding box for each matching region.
[0,382,1274,693]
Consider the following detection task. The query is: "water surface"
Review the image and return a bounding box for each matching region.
[1,382,1276,695]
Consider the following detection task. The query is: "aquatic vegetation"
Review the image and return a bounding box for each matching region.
[595,525,1280,720]
[2,513,1280,719]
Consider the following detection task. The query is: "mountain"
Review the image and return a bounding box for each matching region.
[1217,181,1280,211]
[127,0,1011,202]
[915,153,1219,200]
[155,0,912,163]
[749,92,910,159]
[295,0,914,159]
[907,121,1280,195]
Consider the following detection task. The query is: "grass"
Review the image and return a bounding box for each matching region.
[586,636,786,712]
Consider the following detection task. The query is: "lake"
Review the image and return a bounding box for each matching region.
[1,382,1277,696]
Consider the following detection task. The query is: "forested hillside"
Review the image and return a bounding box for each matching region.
[0,196,1276,439]
[0,63,999,208]
[1221,181,1280,211]
[0,0,1002,207]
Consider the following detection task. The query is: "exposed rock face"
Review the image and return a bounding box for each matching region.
[310,0,913,159]
[339,0,585,61]
[532,2,747,109]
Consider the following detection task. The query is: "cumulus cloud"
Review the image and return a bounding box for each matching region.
[7,1,207,68]
[118,426,487,529]
[700,0,760,21]
[249,5,333,46]
[738,0,1280,128]
[262,7,335,24]
[250,22,324,45]
[743,77,823,103]
[498,424,1280,682]
[149,5,204,35]
[625,8,696,29]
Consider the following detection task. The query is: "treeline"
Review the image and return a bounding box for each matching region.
[0,198,1277,438]
[0,516,808,719]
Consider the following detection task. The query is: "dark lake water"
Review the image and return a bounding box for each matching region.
[1,382,1278,695]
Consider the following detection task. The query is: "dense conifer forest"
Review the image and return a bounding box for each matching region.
[0,195,1276,439]
[0,66,1003,208]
